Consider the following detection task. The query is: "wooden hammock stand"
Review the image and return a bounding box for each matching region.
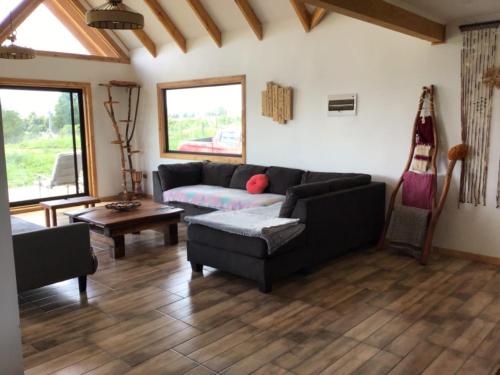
[377,86,467,264]
[100,80,141,200]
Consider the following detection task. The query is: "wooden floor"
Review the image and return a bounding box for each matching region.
[18,220,500,374]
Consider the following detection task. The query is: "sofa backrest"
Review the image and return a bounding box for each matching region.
[201,162,238,187]
[229,164,267,190]
[265,166,305,195]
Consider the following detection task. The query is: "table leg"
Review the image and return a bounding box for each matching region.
[164,223,178,246]
[84,204,89,208]
[90,203,95,207]
[44,208,50,227]
[51,208,58,227]
[111,235,125,259]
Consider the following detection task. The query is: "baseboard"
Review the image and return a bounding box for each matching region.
[436,247,500,266]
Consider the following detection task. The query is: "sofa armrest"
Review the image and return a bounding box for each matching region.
[153,171,163,203]
[12,223,97,292]
[292,182,386,263]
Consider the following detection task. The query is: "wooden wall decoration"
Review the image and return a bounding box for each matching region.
[261,82,293,124]
[459,22,498,206]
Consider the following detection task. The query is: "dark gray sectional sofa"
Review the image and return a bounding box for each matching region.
[10,217,98,293]
[153,162,385,292]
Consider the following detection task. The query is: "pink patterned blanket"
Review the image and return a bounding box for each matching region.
[163,185,285,211]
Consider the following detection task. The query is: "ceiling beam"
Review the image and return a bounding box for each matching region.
[290,0,311,32]
[144,0,187,53]
[310,7,328,29]
[302,0,445,43]
[234,0,263,40]
[0,0,44,44]
[132,29,157,57]
[186,0,222,47]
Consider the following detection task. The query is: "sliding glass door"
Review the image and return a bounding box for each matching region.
[0,86,89,206]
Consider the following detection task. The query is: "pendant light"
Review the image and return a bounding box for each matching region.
[86,0,144,30]
[0,32,35,60]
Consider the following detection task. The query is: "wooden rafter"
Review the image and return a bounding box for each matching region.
[290,0,311,32]
[234,0,263,40]
[186,0,222,47]
[44,0,128,59]
[144,0,187,53]
[302,0,445,43]
[310,7,327,29]
[132,29,157,57]
[0,0,44,44]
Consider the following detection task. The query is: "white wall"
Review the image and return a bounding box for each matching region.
[0,101,23,374]
[0,56,137,197]
[132,14,500,258]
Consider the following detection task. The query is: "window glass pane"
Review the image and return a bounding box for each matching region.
[165,84,242,156]
[0,0,23,24]
[1,4,89,55]
[0,88,86,204]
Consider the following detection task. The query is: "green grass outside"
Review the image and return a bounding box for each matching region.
[5,136,80,188]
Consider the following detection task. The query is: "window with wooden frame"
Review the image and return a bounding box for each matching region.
[0,78,97,211]
[0,0,129,64]
[157,75,246,163]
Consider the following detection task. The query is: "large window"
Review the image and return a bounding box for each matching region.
[157,75,246,163]
[0,80,96,207]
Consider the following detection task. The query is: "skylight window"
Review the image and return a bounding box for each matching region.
[11,4,89,55]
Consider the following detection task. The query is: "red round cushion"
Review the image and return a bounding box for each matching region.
[246,174,269,194]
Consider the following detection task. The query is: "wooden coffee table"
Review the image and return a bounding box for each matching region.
[67,201,183,259]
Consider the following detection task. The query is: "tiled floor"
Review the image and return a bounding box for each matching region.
[16,211,500,374]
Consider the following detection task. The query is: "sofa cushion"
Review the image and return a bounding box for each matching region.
[10,217,44,235]
[266,166,304,195]
[188,223,306,258]
[230,164,267,189]
[202,162,238,187]
[279,181,331,218]
[328,174,372,191]
[158,162,203,191]
[301,171,360,184]
[163,185,285,211]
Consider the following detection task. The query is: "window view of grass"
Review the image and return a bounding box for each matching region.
[0,89,83,203]
[165,84,243,156]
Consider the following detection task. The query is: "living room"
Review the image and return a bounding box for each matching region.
[1,0,500,374]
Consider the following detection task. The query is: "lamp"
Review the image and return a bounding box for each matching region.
[86,0,144,30]
[0,32,35,60]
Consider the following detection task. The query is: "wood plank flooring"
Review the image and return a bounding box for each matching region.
[16,215,500,374]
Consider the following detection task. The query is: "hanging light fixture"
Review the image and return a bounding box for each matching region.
[0,32,35,60]
[86,0,144,30]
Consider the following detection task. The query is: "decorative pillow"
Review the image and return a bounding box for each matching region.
[266,166,304,195]
[201,162,238,187]
[246,174,269,194]
[279,181,330,218]
[230,164,267,190]
[157,162,203,191]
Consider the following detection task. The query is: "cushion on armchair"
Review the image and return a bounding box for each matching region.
[279,180,331,218]
[158,162,203,191]
[266,166,304,195]
[202,162,238,187]
[230,164,267,189]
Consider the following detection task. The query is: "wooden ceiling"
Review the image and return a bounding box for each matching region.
[0,0,446,63]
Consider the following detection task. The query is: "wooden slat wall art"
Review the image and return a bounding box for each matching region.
[459,23,499,206]
[261,82,293,124]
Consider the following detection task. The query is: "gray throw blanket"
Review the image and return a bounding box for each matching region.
[386,205,430,257]
[185,203,305,255]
